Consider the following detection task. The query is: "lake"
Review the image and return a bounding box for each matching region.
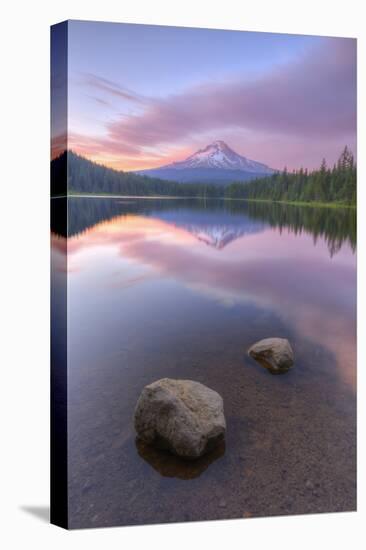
[51,197,356,528]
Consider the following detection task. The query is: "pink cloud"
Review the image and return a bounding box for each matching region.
[71,38,356,170]
[51,133,67,159]
[107,39,356,156]
[68,131,143,157]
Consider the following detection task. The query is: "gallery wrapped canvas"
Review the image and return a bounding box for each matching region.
[51,20,357,529]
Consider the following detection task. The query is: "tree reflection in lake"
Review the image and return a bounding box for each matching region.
[51,197,356,528]
[52,197,356,258]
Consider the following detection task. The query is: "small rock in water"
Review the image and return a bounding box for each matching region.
[248,338,294,374]
[134,378,226,459]
[219,499,227,508]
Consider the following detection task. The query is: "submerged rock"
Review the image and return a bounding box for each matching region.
[248,338,294,374]
[134,378,226,459]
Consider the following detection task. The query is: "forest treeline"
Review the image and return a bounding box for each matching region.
[226,147,356,205]
[51,148,356,205]
[51,151,222,198]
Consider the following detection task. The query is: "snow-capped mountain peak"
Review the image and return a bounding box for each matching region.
[135,140,274,184]
[163,140,273,174]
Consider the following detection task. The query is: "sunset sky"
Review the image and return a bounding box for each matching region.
[54,20,356,171]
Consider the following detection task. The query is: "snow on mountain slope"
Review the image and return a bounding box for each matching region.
[160,140,273,174]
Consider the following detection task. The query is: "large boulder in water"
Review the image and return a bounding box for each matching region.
[248,337,294,374]
[134,378,226,459]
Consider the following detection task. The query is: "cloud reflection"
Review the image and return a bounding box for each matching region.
[60,211,356,390]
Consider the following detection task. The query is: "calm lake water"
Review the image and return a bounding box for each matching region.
[51,198,356,528]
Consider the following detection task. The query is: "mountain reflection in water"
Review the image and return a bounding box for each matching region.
[52,197,356,257]
[51,197,356,528]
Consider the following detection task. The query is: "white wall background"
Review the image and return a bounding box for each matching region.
[0,1,364,548]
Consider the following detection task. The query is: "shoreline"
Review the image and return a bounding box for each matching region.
[52,193,356,209]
